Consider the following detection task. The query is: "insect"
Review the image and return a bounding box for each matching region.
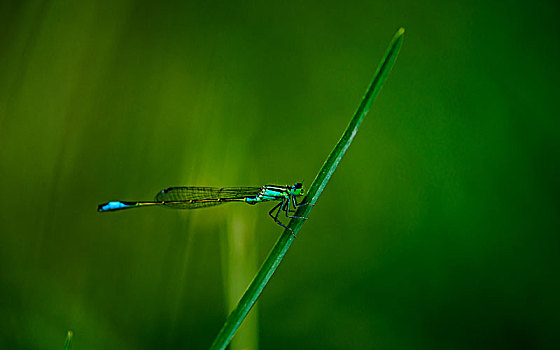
[98,183,307,232]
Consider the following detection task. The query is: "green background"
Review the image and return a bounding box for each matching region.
[1,1,558,349]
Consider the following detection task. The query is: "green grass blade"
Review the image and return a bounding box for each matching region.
[63,330,73,350]
[209,27,405,350]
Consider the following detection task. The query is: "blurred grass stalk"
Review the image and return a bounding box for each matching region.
[221,209,259,350]
[210,28,405,350]
[63,330,73,350]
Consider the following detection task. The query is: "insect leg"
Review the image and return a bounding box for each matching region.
[286,195,308,220]
[270,198,296,238]
[277,202,287,222]
[284,194,296,213]
[268,201,282,221]
[283,197,292,218]
[293,195,315,209]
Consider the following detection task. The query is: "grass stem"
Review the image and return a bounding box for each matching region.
[209,27,405,350]
[63,330,73,350]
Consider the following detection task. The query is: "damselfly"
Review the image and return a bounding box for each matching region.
[98,183,307,231]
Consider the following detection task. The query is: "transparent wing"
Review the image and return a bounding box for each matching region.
[154,187,262,209]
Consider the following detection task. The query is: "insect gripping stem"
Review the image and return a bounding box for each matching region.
[209,27,405,350]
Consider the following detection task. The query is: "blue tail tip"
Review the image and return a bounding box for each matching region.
[98,201,129,212]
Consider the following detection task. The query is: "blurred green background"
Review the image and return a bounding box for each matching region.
[1,0,559,349]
